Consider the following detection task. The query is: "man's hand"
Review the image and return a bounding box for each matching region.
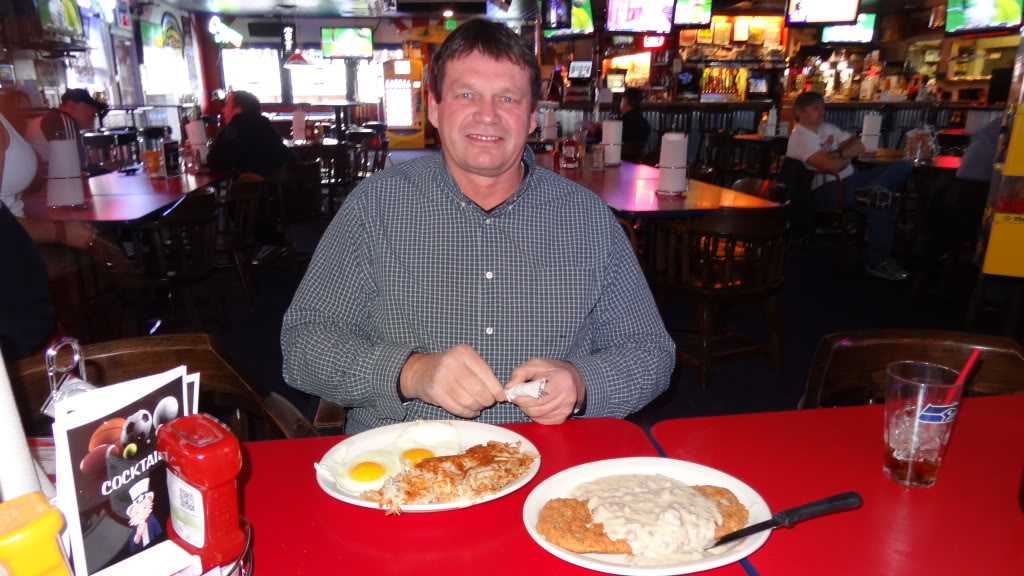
[63,220,97,250]
[506,358,584,425]
[399,344,506,418]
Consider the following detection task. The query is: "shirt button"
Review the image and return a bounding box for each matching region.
[485,327,494,335]
[485,271,494,279]
[485,218,492,224]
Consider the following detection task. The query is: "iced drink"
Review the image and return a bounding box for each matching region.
[883,361,962,488]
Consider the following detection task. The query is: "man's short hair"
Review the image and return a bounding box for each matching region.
[792,91,825,119]
[229,90,261,115]
[622,87,644,109]
[61,88,107,112]
[429,18,540,110]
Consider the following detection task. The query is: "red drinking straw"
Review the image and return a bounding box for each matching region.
[947,348,981,405]
[954,348,981,388]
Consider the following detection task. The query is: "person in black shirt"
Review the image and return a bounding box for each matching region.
[207,90,293,177]
[619,87,651,157]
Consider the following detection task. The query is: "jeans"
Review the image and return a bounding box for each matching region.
[816,161,912,266]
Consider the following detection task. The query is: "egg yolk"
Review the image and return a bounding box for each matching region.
[401,448,435,464]
[348,461,386,482]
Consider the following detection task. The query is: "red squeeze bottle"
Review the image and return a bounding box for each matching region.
[157,414,245,571]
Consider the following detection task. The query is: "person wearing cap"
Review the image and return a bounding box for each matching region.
[25,88,110,175]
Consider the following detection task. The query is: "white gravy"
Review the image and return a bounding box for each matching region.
[569,474,723,565]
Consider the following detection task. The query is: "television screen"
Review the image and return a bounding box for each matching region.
[748,77,769,94]
[675,0,713,26]
[544,0,596,37]
[786,0,860,25]
[821,13,876,42]
[567,60,593,78]
[711,0,786,15]
[321,27,374,58]
[542,0,572,28]
[606,0,676,33]
[36,0,85,41]
[945,0,1023,35]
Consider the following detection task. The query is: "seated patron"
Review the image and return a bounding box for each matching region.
[25,88,111,176]
[281,19,674,433]
[584,87,652,160]
[786,91,912,281]
[207,90,293,177]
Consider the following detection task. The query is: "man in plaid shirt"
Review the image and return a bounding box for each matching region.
[282,19,674,433]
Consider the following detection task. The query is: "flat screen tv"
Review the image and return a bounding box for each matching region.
[675,0,712,27]
[544,0,596,37]
[945,0,1023,36]
[786,0,860,25]
[35,0,86,44]
[321,27,374,58]
[711,0,786,16]
[821,13,876,43]
[606,0,676,33]
[567,60,594,79]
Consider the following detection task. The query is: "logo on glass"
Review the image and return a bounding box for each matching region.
[918,403,958,424]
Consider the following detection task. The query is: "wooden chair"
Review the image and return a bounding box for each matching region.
[216,174,263,310]
[801,330,1024,409]
[322,142,358,214]
[268,161,323,272]
[9,334,317,441]
[671,204,790,389]
[130,192,222,330]
[778,157,859,254]
[698,132,743,187]
[730,177,786,202]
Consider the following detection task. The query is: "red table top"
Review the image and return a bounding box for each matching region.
[23,170,229,223]
[651,395,1024,575]
[238,418,753,575]
[533,154,777,218]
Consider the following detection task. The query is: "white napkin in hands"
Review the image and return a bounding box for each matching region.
[505,379,547,402]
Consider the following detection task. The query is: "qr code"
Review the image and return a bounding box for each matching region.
[179,488,196,513]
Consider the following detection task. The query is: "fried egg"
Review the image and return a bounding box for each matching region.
[336,449,401,494]
[392,421,461,465]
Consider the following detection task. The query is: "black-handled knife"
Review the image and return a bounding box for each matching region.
[707,491,863,549]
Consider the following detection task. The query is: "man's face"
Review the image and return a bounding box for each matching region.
[66,101,98,130]
[427,51,537,182]
[222,94,240,126]
[797,102,825,128]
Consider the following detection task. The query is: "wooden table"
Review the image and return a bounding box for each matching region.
[237,418,742,576]
[732,134,787,179]
[23,170,230,223]
[856,150,961,172]
[651,395,1024,575]
[533,153,777,219]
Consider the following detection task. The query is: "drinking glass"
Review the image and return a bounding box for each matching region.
[883,361,962,488]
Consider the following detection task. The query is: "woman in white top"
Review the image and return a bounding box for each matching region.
[0,111,97,248]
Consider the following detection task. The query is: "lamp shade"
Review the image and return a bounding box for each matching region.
[284,51,312,69]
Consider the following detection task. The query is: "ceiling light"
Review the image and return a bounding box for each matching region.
[443,9,454,17]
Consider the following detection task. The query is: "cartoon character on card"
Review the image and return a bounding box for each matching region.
[126,479,162,553]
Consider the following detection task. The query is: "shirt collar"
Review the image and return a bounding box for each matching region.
[435,148,536,217]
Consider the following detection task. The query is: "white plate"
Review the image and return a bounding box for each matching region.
[315,420,540,512]
[522,457,770,576]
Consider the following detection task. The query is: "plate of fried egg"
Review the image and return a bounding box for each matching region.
[315,420,540,512]
[522,457,770,575]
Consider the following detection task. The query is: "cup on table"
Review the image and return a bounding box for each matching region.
[560,139,580,170]
[883,361,963,488]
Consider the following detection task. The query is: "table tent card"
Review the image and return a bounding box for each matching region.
[51,367,200,576]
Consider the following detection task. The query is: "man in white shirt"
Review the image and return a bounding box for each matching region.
[786,91,912,280]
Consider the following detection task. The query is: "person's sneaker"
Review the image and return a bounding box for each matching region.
[251,245,282,266]
[854,185,894,208]
[865,260,910,281]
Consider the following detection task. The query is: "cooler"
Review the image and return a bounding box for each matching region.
[383,59,425,149]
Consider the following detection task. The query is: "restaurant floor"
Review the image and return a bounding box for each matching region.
[200,192,1021,434]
